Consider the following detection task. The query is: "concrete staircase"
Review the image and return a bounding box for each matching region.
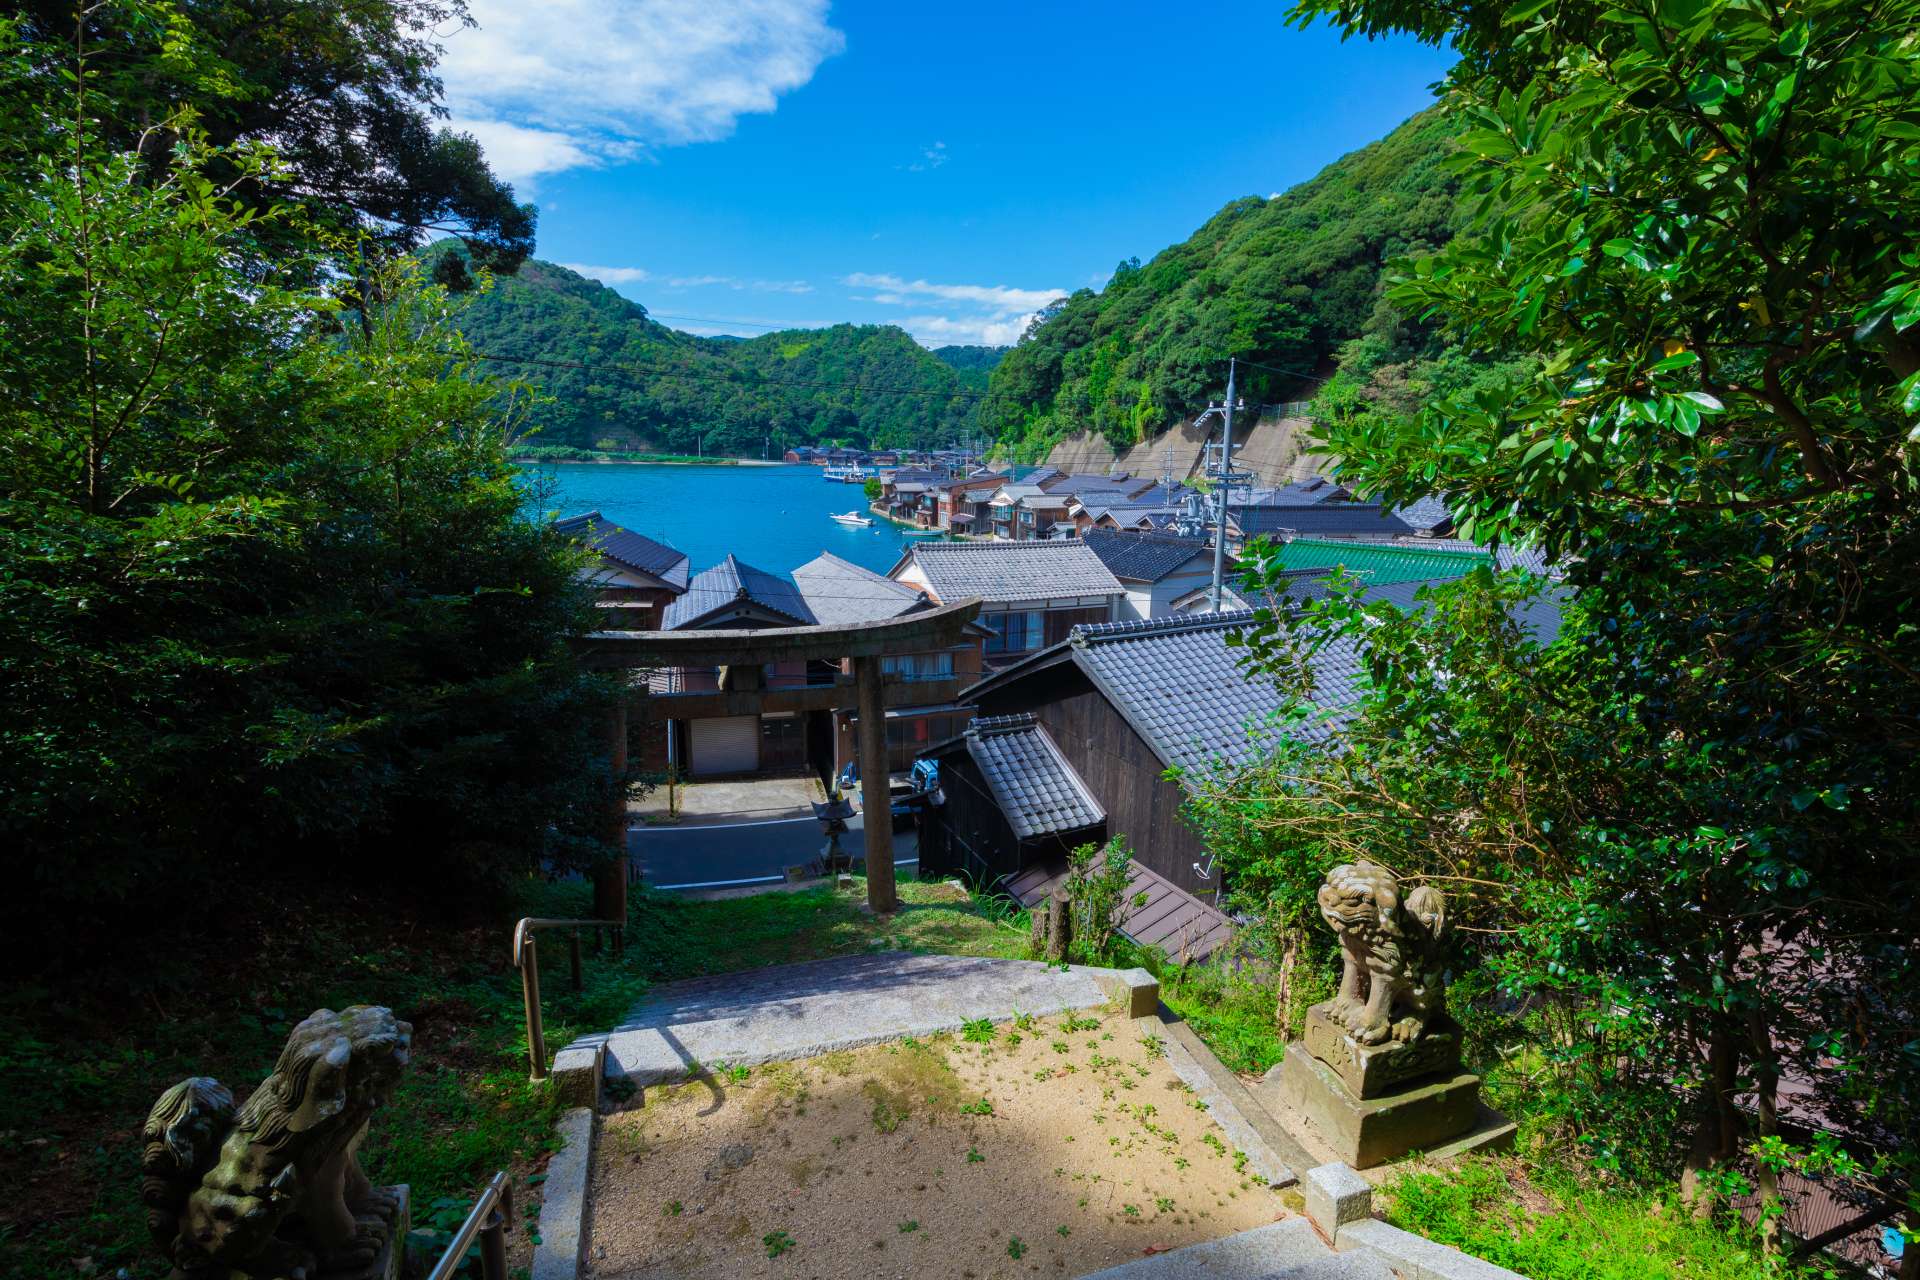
[1078,1219,1395,1280]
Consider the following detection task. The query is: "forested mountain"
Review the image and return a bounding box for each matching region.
[443,254,978,455]
[931,344,1008,389]
[981,110,1474,458]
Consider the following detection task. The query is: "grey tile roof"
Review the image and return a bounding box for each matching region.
[1080,530,1212,583]
[553,510,690,591]
[1005,859,1233,961]
[793,552,929,625]
[1232,504,1414,539]
[664,554,815,628]
[964,714,1105,839]
[1067,611,1365,775]
[1041,474,1152,498]
[906,540,1123,604]
[990,483,1048,505]
[1391,495,1454,533]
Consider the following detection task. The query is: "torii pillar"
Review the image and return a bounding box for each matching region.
[852,654,896,914]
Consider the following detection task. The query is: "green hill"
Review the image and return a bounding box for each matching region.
[443,256,979,455]
[980,110,1470,459]
[931,344,1008,389]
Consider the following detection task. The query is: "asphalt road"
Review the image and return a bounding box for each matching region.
[630,813,916,890]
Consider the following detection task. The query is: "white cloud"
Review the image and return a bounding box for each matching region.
[842,273,1062,314]
[903,313,1037,347]
[438,0,845,185]
[560,262,652,285]
[843,272,1065,349]
[904,141,947,172]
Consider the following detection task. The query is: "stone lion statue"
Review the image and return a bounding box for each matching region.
[1317,862,1449,1046]
[142,1006,412,1279]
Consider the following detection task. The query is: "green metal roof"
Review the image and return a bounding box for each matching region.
[1275,538,1491,583]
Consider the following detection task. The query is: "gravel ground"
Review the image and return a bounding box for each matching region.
[587,1006,1290,1280]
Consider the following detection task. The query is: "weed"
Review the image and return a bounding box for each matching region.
[1201,1133,1226,1156]
[1007,1236,1027,1260]
[763,1229,795,1259]
[1155,1197,1175,1213]
[961,1017,995,1044]
[1013,1009,1037,1031]
[664,1200,682,1216]
[1052,1040,1071,1054]
[1139,1034,1167,1059]
[898,1220,919,1233]
[1057,1225,1071,1237]
[959,1097,994,1116]
[1122,1203,1141,1217]
[967,1147,985,1163]
[1062,1013,1101,1033]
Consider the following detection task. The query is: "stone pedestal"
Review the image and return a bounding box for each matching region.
[1275,1048,1482,1169]
[1301,1004,1462,1099]
[319,1184,410,1280]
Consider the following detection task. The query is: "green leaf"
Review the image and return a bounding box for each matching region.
[1687,74,1729,107]
[1650,351,1699,371]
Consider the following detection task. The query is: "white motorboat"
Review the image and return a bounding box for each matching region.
[829,511,874,527]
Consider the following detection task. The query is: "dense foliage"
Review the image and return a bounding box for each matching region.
[12,0,533,280]
[0,9,621,975]
[931,344,1009,389]
[980,110,1468,458]
[1197,0,1920,1249]
[445,255,982,455]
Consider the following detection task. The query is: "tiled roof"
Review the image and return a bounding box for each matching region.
[1232,504,1414,539]
[989,483,1047,506]
[1382,537,1559,576]
[1040,474,1152,498]
[793,552,928,625]
[906,540,1123,604]
[1273,537,1493,584]
[1005,859,1233,961]
[553,510,691,591]
[963,714,1105,839]
[663,554,815,629]
[1319,577,1569,646]
[1081,530,1212,583]
[1067,611,1366,774]
[1391,495,1454,533]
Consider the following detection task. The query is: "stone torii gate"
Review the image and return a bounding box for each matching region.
[578,597,983,915]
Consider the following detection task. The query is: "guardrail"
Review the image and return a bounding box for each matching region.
[424,1169,513,1280]
[512,916,625,1081]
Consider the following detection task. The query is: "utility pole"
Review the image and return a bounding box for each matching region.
[1209,358,1239,612]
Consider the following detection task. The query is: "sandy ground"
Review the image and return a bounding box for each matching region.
[588,1005,1291,1280]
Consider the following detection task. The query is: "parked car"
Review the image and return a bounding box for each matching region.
[836,759,940,829]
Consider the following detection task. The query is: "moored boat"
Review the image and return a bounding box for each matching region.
[829,510,874,527]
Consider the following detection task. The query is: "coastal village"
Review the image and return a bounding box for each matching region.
[557,446,1558,975]
[10,4,1915,1280]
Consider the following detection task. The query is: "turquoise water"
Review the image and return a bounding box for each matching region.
[523,462,935,576]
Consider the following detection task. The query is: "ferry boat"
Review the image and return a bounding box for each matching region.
[822,464,869,483]
[828,511,874,527]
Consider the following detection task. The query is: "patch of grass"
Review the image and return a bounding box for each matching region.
[1383,1159,1824,1280]
[8,876,1026,1280]
[1158,964,1282,1074]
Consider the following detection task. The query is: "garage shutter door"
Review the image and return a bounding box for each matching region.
[691,716,759,776]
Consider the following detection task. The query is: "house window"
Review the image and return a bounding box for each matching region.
[883,652,954,682]
[983,611,1042,655]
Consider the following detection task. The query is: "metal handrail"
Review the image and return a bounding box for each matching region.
[513,916,625,1081]
[424,1169,513,1280]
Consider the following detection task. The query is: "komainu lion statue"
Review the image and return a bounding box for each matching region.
[142,1006,412,1279]
[1317,862,1450,1047]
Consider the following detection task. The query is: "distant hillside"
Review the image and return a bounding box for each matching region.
[442,254,979,455]
[931,344,1008,389]
[981,110,1470,460]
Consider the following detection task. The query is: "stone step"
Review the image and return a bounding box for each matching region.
[1078,1219,1397,1280]
[575,952,1120,1084]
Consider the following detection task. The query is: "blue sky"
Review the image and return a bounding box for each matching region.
[434,1,1453,345]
